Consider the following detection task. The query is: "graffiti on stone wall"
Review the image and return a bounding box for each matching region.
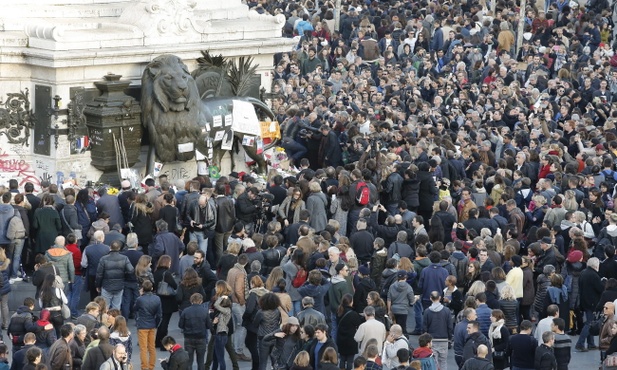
[0,150,41,188]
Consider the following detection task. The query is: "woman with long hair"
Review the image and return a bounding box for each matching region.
[176,267,206,312]
[463,261,482,296]
[262,317,302,370]
[39,273,66,337]
[319,347,339,370]
[428,215,445,244]
[153,255,178,350]
[256,293,283,370]
[278,188,306,229]
[366,291,388,329]
[336,294,362,370]
[130,193,154,252]
[204,281,239,370]
[110,315,133,362]
[330,174,352,236]
[265,266,285,291]
[135,255,154,287]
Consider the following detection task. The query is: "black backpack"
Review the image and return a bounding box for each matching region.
[380,272,398,300]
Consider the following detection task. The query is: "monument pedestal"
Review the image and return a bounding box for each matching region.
[0,0,293,188]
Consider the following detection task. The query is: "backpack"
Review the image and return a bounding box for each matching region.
[6,210,25,240]
[355,181,370,206]
[449,255,468,288]
[413,355,438,370]
[292,267,307,288]
[602,169,617,191]
[380,272,398,300]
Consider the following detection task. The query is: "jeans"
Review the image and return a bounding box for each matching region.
[330,312,338,342]
[340,354,355,370]
[121,283,139,319]
[413,301,423,332]
[10,239,24,278]
[394,313,408,335]
[232,303,247,354]
[190,231,208,255]
[280,138,307,163]
[290,300,302,317]
[213,333,229,370]
[101,288,123,310]
[156,312,172,349]
[138,328,156,370]
[185,336,207,370]
[246,331,259,370]
[576,309,596,348]
[0,294,8,328]
[386,203,399,216]
[258,337,275,370]
[432,340,448,370]
[214,232,231,266]
[67,276,83,317]
[205,333,239,370]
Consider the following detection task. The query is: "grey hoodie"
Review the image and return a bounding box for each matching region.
[387,281,415,314]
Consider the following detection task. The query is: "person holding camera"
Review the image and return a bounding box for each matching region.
[100,343,129,370]
[236,187,260,234]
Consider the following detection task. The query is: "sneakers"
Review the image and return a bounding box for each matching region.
[237,353,251,361]
[9,277,22,284]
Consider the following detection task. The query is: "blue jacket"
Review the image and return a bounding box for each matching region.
[418,263,449,303]
[476,303,492,337]
[297,281,331,314]
[454,319,469,357]
[134,292,162,329]
[422,302,452,340]
[179,303,209,338]
[82,243,110,276]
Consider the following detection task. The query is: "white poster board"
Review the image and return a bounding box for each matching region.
[232,100,261,136]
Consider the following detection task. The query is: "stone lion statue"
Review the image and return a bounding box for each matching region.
[141,54,203,163]
[141,54,276,172]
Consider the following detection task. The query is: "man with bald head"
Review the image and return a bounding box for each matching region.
[461,344,493,370]
[100,344,129,370]
[600,302,615,352]
[382,325,409,369]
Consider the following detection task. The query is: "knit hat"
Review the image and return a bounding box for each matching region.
[358,266,370,276]
[567,250,583,263]
[287,317,300,326]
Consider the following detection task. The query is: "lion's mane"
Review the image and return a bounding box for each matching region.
[141,54,202,163]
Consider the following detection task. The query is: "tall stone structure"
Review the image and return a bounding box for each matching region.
[0,0,292,187]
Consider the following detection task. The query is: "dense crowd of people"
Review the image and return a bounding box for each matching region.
[3,0,617,370]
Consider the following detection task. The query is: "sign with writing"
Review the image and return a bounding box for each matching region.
[232,100,260,136]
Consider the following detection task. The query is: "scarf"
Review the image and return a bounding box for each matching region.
[489,319,505,341]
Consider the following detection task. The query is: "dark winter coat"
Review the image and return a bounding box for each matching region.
[308,338,338,370]
[95,251,134,293]
[33,206,61,253]
[160,346,190,370]
[336,306,363,355]
[463,332,492,362]
[149,231,184,275]
[416,170,438,212]
[578,266,604,311]
[562,260,584,309]
[153,267,179,314]
[534,344,557,370]
[134,292,162,329]
[461,357,495,370]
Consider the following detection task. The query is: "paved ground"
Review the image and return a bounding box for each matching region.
[4,280,603,369]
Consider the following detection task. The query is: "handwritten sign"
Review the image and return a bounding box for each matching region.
[232,100,261,136]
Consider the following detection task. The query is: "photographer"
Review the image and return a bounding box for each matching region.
[100,344,129,370]
[235,187,260,233]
